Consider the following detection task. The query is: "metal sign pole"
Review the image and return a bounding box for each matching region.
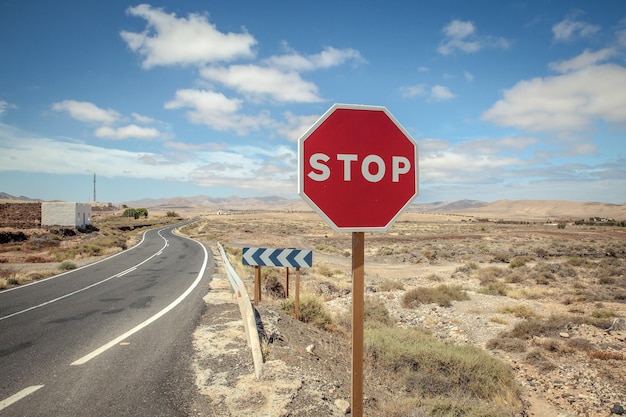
[351,231,365,417]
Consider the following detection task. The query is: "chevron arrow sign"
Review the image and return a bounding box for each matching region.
[242,247,313,268]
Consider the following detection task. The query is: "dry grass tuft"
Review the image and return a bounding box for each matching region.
[402,284,469,308]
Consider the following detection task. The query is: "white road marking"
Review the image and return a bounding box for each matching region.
[71,235,208,365]
[0,385,44,411]
[116,267,137,277]
[0,228,170,322]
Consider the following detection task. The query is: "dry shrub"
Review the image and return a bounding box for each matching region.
[373,395,514,417]
[506,315,578,340]
[476,266,508,284]
[455,262,479,275]
[364,297,395,328]
[525,349,556,372]
[366,327,522,415]
[478,281,509,296]
[280,294,333,331]
[567,256,587,267]
[509,256,533,268]
[497,304,538,319]
[402,284,469,308]
[486,336,527,353]
[378,279,404,292]
[587,350,624,361]
[566,338,595,352]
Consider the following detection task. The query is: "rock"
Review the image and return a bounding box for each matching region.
[306,344,315,354]
[611,404,625,415]
[334,398,351,414]
[559,332,570,338]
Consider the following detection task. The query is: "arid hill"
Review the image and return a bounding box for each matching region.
[123,195,626,221]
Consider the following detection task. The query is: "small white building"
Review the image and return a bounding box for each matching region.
[41,202,92,228]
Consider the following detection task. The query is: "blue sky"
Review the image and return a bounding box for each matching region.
[1,1,625,204]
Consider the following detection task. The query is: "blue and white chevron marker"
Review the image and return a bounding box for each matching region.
[242,247,313,268]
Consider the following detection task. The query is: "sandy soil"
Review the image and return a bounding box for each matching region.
[187,212,626,417]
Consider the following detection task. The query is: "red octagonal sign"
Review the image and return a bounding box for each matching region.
[298,104,419,232]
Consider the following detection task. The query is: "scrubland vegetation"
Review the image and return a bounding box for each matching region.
[0,212,180,289]
[185,211,624,417]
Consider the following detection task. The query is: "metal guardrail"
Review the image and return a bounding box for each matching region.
[217,243,263,379]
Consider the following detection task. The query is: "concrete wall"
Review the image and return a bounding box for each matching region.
[41,202,92,227]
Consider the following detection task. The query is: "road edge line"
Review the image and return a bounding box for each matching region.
[70,229,209,366]
[0,385,45,411]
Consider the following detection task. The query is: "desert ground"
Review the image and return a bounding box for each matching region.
[1,204,625,416]
[184,210,625,417]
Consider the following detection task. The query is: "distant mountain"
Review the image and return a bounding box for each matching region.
[409,199,487,212]
[452,199,626,220]
[0,192,41,202]
[6,191,624,220]
[123,195,310,212]
[121,196,626,219]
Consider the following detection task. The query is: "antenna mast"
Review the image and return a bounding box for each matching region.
[93,172,96,202]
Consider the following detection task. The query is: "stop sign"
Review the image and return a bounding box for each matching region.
[298,104,419,232]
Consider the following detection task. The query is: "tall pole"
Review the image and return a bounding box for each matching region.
[351,232,365,417]
[93,172,96,202]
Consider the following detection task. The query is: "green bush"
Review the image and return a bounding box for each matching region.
[135,208,148,218]
[59,261,77,271]
[122,208,138,219]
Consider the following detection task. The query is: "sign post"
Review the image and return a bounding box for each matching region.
[351,231,365,417]
[298,103,419,416]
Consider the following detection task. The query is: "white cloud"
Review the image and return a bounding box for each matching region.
[455,137,539,155]
[0,124,193,179]
[401,84,455,101]
[430,85,456,101]
[131,112,157,124]
[51,100,120,124]
[94,124,162,140]
[438,19,509,55]
[482,64,626,133]
[0,99,17,116]
[274,112,320,142]
[200,65,322,103]
[164,88,273,134]
[266,46,363,71]
[464,70,474,83]
[0,122,298,193]
[400,84,426,98]
[120,4,256,68]
[164,141,226,151]
[549,48,615,73]
[562,142,597,156]
[552,13,600,41]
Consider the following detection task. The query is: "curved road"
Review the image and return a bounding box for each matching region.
[0,223,214,416]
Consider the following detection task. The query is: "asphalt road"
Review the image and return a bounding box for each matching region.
[0,223,214,416]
